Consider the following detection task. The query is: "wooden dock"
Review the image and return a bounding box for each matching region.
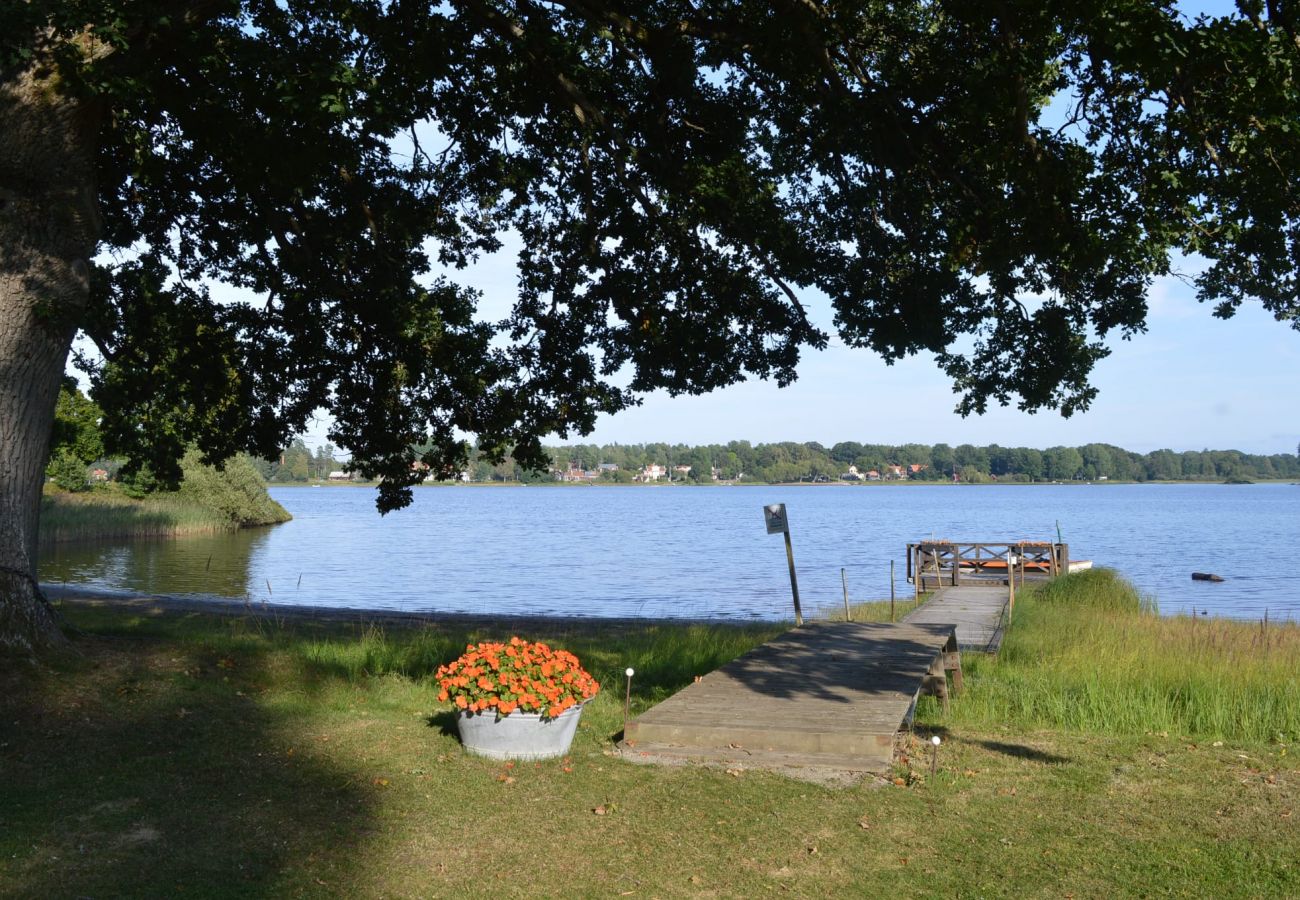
[903,584,1010,653]
[621,620,960,772]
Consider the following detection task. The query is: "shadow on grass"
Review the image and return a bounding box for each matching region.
[426,709,460,738]
[0,631,379,897]
[975,739,1071,765]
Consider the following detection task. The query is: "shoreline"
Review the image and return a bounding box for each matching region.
[44,585,788,635]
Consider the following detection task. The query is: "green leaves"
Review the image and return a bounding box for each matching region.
[12,1,1296,512]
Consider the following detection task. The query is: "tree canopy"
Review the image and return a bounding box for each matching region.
[5,0,1299,522]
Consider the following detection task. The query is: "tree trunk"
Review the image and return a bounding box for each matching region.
[0,59,102,655]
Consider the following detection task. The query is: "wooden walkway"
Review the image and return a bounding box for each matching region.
[621,620,959,772]
[903,584,1010,653]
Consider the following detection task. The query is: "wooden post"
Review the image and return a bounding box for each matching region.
[913,546,920,606]
[784,530,803,626]
[1008,554,1016,622]
[841,567,851,622]
[953,544,961,586]
[889,559,896,622]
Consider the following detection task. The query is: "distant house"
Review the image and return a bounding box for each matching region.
[91,468,109,482]
[638,464,666,482]
[598,463,619,472]
[673,464,692,475]
[866,469,881,481]
[841,465,864,481]
[908,464,929,476]
[885,464,905,479]
[327,470,351,481]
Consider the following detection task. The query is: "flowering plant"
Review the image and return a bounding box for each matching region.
[435,637,600,718]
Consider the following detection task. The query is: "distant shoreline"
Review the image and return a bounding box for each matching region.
[269,478,1298,489]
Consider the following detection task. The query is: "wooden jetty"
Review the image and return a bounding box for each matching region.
[621,620,961,772]
[903,584,1009,653]
[620,538,1056,773]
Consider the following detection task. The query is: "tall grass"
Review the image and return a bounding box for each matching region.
[257,619,784,706]
[39,490,235,541]
[944,568,1300,743]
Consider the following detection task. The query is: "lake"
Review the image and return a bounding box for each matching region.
[38,483,1300,622]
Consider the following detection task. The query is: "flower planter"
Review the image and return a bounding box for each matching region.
[455,703,586,761]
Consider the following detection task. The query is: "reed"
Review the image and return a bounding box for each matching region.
[940,568,1300,743]
[38,490,235,542]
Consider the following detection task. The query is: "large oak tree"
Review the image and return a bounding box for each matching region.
[2,0,1297,653]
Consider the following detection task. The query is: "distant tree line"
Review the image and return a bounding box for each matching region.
[251,438,345,484]
[472,440,1300,485]
[48,381,1297,488]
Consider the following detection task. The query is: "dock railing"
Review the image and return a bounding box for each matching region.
[906,542,1070,590]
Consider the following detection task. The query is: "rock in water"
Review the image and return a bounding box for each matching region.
[1191,572,1225,582]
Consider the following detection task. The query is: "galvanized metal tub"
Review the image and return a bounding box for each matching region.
[455,704,585,761]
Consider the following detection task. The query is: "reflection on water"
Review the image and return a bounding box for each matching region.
[38,483,1300,622]
[41,527,278,602]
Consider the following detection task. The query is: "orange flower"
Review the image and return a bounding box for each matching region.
[438,638,598,718]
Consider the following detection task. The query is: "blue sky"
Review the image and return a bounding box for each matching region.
[575,278,1299,455]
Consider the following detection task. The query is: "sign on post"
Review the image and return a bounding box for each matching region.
[763,503,803,625]
[763,503,789,535]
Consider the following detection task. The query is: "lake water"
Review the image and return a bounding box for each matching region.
[38,483,1300,622]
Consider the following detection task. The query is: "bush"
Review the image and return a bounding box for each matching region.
[175,451,291,526]
[47,449,89,492]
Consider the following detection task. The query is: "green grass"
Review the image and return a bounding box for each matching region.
[940,568,1300,743]
[1,584,1297,897]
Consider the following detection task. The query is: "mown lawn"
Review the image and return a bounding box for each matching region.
[1,580,1296,898]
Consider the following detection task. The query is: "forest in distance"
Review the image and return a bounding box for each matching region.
[262,437,1300,486]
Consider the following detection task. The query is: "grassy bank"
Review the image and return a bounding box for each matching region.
[40,453,291,542]
[940,568,1300,743]
[2,579,1296,897]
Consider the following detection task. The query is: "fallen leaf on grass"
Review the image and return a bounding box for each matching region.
[725,768,744,777]
[372,778,389,787]
[593,805,607,815]
[497,775,515,784]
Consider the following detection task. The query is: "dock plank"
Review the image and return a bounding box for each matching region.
[903,585,1009,652]
[622,620,956,771]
